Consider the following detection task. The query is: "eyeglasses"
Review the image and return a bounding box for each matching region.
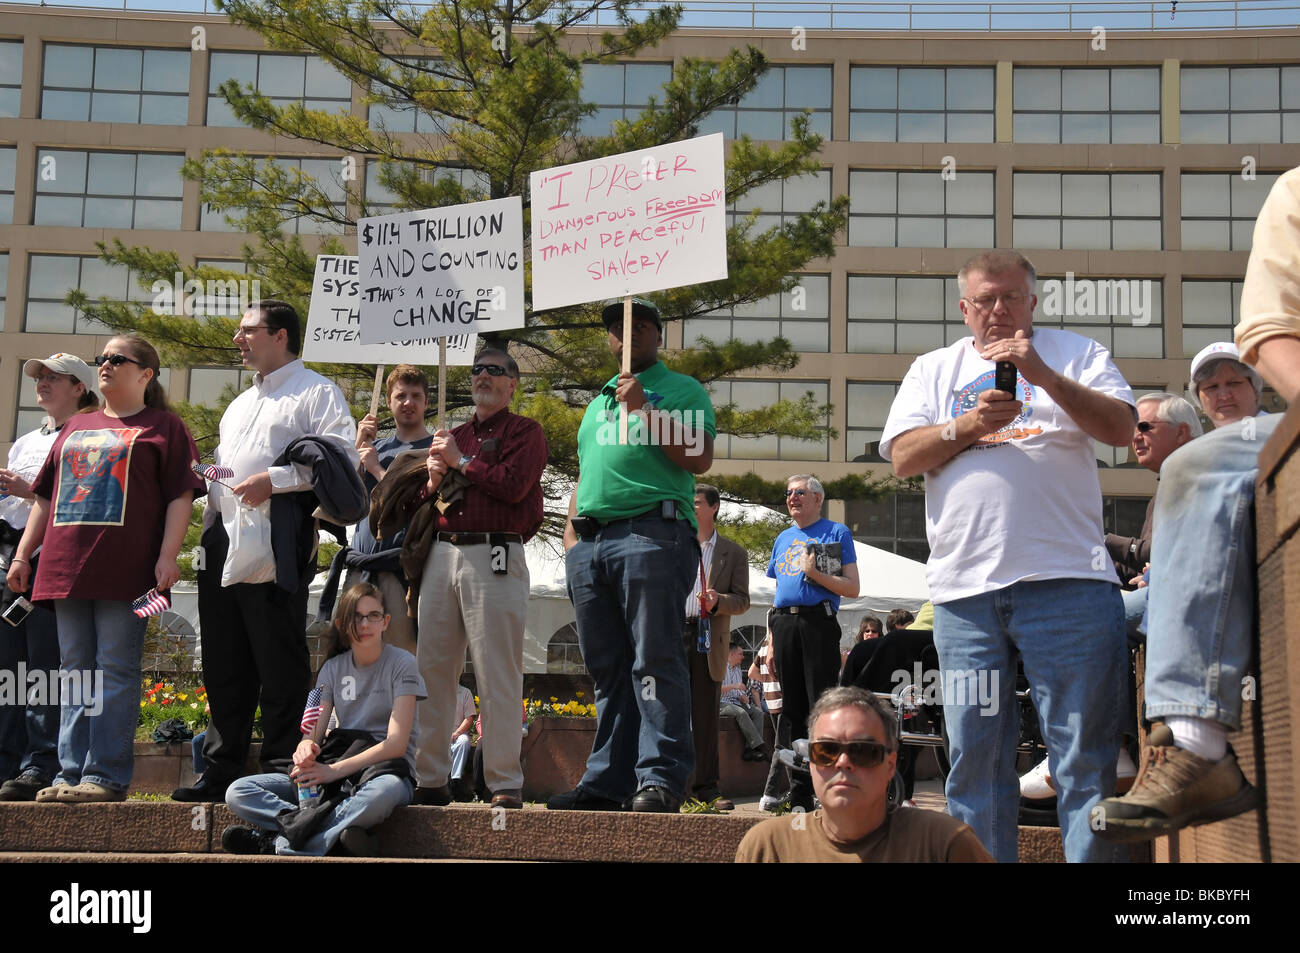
[234,324,272,339]
[963,292,1028,312]
[1135,420,1166,433]
[34,371,70,384]
[808,739,892,768]
[471,363,510,377]
[786,488,809,498]
[95,353,144,368]
[353,611,386,626]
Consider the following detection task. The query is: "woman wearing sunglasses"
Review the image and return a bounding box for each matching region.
[0,354,100,801]
[220,582,425,856]
[5,336,204,803]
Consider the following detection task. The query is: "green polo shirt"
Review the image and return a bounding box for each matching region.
[575,360,716,530]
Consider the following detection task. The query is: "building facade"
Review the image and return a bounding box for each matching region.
[2,3,1297,561]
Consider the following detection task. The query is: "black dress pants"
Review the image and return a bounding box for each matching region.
[770,608,841,808]
[197,520,312,779]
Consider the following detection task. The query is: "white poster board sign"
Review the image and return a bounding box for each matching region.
[302,255,476,365]
[356,196,525,345]
[529,133,728,311]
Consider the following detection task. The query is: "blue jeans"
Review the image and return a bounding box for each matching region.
[566,517,697,800]
[449,733,471,780]
[52,599,145,793]
[1145,414,1279,730]
[0,603,60,782]
[225,771,413,856]
[934,578,1126,863]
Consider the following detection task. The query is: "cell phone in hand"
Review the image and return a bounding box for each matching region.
[3,595,33,627]
[995,360,1017,395]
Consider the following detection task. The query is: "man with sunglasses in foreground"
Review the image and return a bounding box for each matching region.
[736,687,992,861]
[408,347,547,810]
[880,250,1136,862]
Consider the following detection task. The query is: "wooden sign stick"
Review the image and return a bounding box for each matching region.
[620,295,632,444]
[369,364,385,418]
[437,337,447,432]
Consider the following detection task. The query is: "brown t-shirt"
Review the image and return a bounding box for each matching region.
[735,807,993,863]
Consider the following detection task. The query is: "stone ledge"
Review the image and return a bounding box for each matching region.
[0,802,1067,862]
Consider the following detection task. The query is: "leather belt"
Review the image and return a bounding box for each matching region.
[436,532,523,546]
[772,602,833,616]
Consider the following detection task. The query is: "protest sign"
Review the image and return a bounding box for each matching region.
[303,255,476,365]
[356,196,525,345]
[529,133,728,311]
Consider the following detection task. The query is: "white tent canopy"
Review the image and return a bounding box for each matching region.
[523,532,929,670]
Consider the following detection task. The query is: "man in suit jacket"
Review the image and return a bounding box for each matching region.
[683,483,751,810]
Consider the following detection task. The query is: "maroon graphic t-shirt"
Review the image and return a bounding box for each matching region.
[31,407,205,602]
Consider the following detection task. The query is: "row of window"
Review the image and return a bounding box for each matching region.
[1,148,1281,253]
[5,248,1245,362]
[4,40,1300,144]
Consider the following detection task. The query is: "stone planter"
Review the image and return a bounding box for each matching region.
[520,717,594,800]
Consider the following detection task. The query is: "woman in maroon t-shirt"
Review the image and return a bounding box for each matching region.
[6,336,203,803]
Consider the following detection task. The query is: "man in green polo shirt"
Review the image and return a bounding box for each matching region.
[552,298,716,814]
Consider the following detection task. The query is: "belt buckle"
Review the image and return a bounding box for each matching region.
[789,605,799,614]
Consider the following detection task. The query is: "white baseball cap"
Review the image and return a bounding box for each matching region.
[23,353,100,397]
[1189,341,1247,381]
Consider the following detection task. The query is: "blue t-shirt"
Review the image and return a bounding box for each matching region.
[766,518,858,611]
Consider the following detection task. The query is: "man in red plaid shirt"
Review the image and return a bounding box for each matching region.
[408,347,547,810]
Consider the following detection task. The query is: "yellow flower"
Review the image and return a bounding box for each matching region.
[178,693,188,701]
[549,696,558,703]
[576,691,585,699]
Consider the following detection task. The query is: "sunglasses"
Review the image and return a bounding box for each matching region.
[471,363,510,377]
[808,739,891,768]
[786,488,808,498]
[1135,420,1166,433]
[95,353,144,368]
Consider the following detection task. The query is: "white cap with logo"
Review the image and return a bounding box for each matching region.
[22,353,100,397]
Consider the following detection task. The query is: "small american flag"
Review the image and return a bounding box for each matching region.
[191,462,236,483]
[300,686,323,735]
[131,588,171,619]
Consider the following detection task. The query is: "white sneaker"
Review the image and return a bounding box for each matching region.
[903,799,917,808]
[759,795,782,813]
[1019,757,1055,799]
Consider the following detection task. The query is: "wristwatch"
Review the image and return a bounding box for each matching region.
[457,454,473,470]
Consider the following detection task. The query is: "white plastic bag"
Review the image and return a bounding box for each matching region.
[221,499,277,587]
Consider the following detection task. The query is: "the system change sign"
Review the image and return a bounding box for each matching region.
[529,133,727,311]
[357,196,524,345]
[302,255,476,365]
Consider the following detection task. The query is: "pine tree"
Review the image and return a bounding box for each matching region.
[74,0,905,536]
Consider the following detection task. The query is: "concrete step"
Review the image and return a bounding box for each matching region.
[0,801,1068,862]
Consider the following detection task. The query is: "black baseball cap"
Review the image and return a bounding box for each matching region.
[601,297,662,331]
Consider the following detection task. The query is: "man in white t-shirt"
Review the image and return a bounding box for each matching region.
[879,250,1136,863]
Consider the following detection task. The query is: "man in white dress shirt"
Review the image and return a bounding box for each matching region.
[174,300,358,801]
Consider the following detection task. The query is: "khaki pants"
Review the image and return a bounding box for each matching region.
[415,540,527,794]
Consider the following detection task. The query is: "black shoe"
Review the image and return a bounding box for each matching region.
[546,786,624,811]
[0,773,51,801]
[412,784,453,806]
[220,824,276,855]
[338,826,381,857]
[172,774,231,803]
[630,785,683,814]
[745,745,769,762]
[449,777,475,803]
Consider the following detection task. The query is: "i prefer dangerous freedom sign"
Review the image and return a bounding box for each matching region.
[302,255,476,365]
[357,196,525,344]
[529,133,728,311]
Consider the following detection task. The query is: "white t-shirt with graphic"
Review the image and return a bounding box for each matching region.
[880,329,1135,604]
